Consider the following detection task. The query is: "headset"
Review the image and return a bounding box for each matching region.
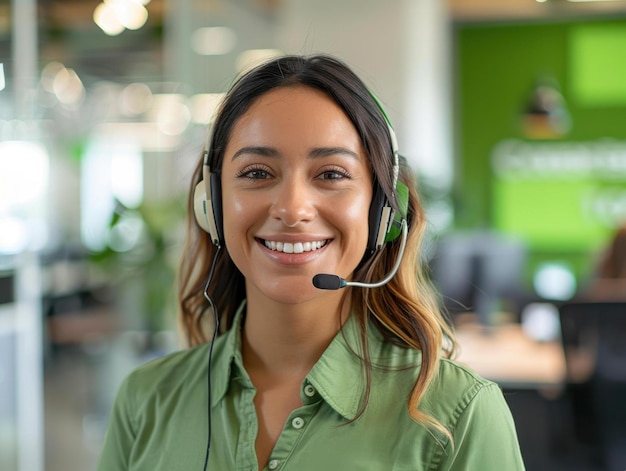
[193,95,408,253]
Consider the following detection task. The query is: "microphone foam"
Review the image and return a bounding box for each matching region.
[312,274,344,290]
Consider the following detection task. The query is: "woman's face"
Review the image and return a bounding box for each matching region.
[221,85,373,305]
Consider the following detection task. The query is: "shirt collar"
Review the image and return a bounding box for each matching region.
[210,301,419,420]
[306,317,421,420]
[304,314,367,420]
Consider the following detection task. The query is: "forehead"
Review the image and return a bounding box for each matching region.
[229,85,360,143]
[246,85,342,114]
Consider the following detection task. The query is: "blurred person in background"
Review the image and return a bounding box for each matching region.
[598,224,626,279]
[582,224,626,300]
[97,54,525,470]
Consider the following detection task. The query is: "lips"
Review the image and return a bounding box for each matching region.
[261,239,328,254]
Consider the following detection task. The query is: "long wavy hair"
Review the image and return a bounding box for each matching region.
[178,54,457,439]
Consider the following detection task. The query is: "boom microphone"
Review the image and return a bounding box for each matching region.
[312,220,408,290]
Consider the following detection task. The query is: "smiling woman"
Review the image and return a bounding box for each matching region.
[97,54,526,471]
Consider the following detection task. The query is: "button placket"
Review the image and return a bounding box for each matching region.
[267,396,320,469]
[291,417,305,429]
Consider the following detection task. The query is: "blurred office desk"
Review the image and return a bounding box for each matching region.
[454,318,566,390]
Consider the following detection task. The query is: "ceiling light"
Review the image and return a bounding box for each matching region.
[52,68,85,106]
[94,0,149,35]
[108,0,149,30]
[94,2,125,36]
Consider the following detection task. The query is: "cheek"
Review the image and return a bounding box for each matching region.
[336,189,373,246]
[221,190,252,253]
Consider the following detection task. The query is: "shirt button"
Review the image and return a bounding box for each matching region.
[268,459,279,470]
[292,417,305,429]
[304,384,316,397]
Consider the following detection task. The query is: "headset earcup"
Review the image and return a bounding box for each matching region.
[209,171,224,245]
[193,173,223,246]
[368,180,410,250]
[384,181,409,243]
[367,183,390,251]
[193,182,212,233]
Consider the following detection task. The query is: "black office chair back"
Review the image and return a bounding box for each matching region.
[559,301,626,471]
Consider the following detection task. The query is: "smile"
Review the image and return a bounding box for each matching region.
[262,239,328,254]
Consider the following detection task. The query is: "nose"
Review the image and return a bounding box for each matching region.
[269,177,316,227]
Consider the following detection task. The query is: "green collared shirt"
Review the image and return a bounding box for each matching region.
[98,303,525,470]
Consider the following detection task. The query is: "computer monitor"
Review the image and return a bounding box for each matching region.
[430,230,528,326]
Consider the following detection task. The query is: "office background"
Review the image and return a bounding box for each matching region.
[1,1,626,470]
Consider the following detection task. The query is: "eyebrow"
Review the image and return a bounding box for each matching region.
[309,146,360,160]
[231,146,360,161]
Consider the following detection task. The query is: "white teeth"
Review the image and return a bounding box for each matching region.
[263,239,327,253]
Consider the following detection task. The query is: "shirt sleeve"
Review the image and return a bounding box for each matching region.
[439,382,526,470]
[97,374,136,471]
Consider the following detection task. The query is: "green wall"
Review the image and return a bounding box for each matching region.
[455,18,626,280]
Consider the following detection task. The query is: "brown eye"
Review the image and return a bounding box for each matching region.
[321,171,344,180]
[244,169,271,179]
[236,165,273,181]
[318,166,351,181]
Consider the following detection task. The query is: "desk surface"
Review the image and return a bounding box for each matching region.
[454,321,566,390]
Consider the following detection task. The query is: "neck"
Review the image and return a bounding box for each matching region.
[241,287,351,377]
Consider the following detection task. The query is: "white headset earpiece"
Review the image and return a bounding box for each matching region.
[193,129,223,247]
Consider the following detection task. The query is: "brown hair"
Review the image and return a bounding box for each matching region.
[178,54,457,439]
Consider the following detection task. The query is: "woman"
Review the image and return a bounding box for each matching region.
[98,54,525,470]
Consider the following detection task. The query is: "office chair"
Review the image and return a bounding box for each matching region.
[558,301,626,471]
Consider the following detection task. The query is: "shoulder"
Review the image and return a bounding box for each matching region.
[118,343,211,407]
[433,357,497,402]
[371,343,504,427]
[424,358,526,469]
[423,357,505,427]
[132,342,210,380]
[425,358,524,462]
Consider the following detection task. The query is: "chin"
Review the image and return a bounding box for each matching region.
[250,277,332,305]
